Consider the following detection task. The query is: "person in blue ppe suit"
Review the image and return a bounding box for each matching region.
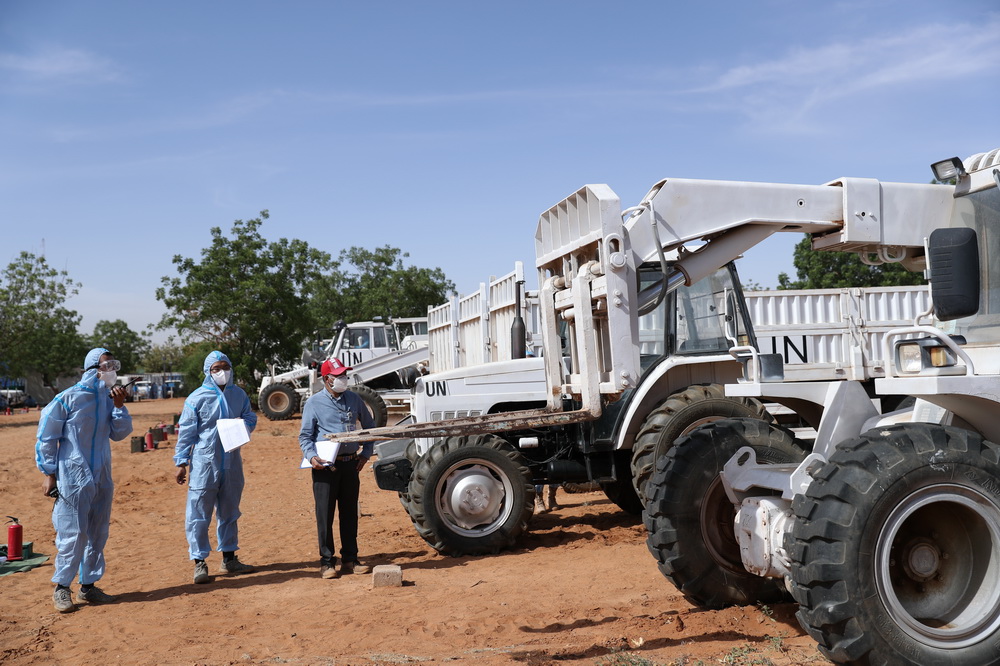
[35,348,133,613]
[174,351,257,584]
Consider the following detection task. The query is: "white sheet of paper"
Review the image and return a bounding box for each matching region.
[217,418,251,452]
[299,440,343,469]
[317,439,342,462]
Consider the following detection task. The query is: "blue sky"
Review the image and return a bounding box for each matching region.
[3,1,998,346]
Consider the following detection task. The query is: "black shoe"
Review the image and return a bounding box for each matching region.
[77,585,117,604]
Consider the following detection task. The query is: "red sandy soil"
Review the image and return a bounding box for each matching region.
[0,399,831,665]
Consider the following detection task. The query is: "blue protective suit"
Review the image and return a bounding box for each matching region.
[35,347,133,586]
[173,351,257,560]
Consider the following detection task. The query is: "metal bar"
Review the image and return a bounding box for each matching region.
[323,404,602,443]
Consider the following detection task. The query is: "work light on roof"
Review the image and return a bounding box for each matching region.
[930,157,967,182]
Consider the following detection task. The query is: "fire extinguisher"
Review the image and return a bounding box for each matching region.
[6,516,23,562]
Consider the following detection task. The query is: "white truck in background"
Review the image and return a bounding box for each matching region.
[256,317,428,423]
[327,145,1000,664]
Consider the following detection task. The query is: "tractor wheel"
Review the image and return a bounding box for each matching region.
[631,384,769,506]
[406,434,534,556]
[398,439,420,512]
[601,450,644,515]
[788,424,1000,665]
[645,417,805,608]
[259,383,298,420]
[351,384,388,428]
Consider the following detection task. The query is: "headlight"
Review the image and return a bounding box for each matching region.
[930,156,966,182]
[893,336,965,375]
[897,344,925,373]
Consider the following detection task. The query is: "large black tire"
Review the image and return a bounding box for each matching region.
[351,384,388,428]
[788,424,1000,665]
[645,417,805,608]
[601,450,644,515]
[259,383,298,420]
[398,439,420,512]
[406,434,535,556]
[631,384,769,506]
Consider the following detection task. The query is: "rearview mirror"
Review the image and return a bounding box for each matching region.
[928,227,980,321]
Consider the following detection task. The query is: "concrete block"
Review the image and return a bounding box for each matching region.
[372,564,402,588]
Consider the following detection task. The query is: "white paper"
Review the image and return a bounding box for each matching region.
[317,439,342,462]
[217,418,251,452]
[299,440,343,469]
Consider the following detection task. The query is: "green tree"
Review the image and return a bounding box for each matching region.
[156,211,332,388]
[0,251,86,384]
[309,245,454,325]
[88,319,150,374]
[141,338,185,375]
[777,234,926,290]
[177,340,219,396]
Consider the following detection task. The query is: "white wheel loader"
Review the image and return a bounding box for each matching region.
[326,145,1000,664]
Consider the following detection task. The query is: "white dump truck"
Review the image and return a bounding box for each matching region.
[328,145,1000,664]
[256,317,428,423]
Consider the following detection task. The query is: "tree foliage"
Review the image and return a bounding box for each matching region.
[309,246,455,330]
[156,211,332,387]
[0,252,86,383]
[88,319,150,374]
[177,340,219,396]
[141,338,185,375]
[777,235,926,290]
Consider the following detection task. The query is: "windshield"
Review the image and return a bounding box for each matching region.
[675,265,748,355]
[636,263,751,372]
[637,269,666,364]
[347,328,371,349]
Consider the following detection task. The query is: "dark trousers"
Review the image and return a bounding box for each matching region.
[311,461,360,566]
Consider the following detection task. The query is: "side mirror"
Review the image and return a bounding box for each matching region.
[928,227,980,321]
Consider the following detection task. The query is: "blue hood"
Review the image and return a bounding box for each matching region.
[202,350,232,387]
[83,347,110,388]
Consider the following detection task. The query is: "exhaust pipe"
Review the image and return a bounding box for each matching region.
[511,279,527,359]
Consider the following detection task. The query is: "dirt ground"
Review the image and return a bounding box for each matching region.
[0,398,832,665]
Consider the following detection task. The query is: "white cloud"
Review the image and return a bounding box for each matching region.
[691,18,1000,129]
[0,46,123,84]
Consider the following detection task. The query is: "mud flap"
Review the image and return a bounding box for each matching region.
[373,438,414,492]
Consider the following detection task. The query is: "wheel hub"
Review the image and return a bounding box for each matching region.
[902,537,941,582]
[440,465,504,530]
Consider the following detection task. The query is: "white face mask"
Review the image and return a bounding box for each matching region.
[329,376,349,393]
[211,369,232,386]
[99,371,117,386]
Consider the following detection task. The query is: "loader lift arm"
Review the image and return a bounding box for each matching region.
[534,176,954,406]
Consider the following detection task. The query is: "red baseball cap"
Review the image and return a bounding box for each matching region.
[321,358,352,377]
